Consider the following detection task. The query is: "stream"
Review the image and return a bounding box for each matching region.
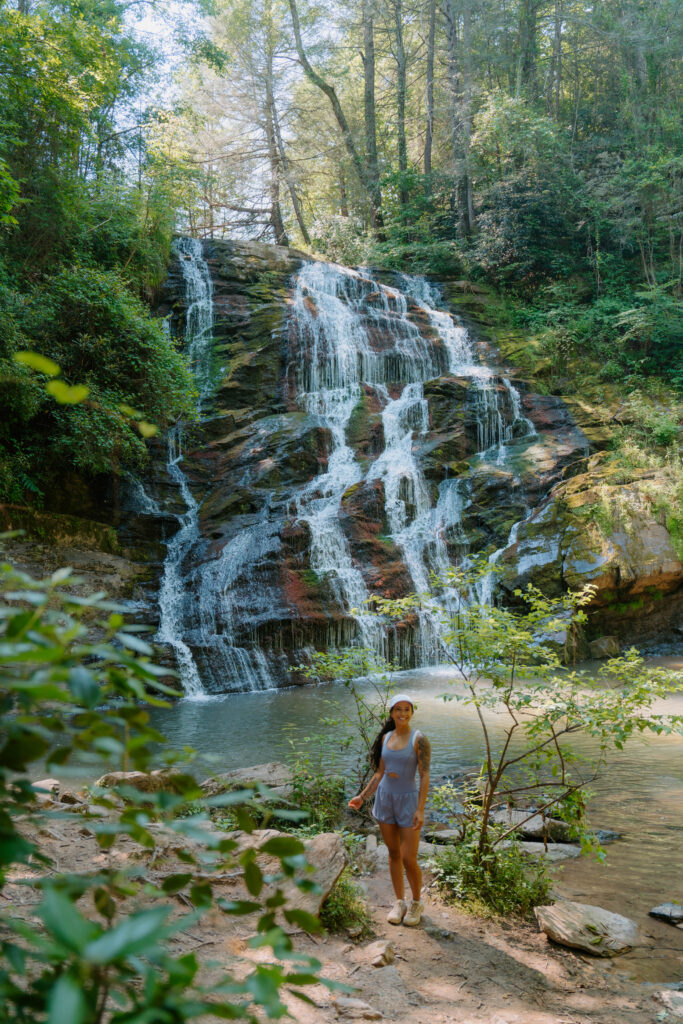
[146,655,683,983]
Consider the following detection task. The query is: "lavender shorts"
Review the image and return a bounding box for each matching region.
[372,787,419,828]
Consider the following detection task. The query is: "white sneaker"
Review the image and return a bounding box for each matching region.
[387,899,407,925]
[403,899,424,927]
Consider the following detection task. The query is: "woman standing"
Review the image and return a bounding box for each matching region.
[348,694,431,926]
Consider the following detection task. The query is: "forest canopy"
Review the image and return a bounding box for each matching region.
[0,0,681,505]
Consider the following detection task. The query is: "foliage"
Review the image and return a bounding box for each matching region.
[297,649,397,794]
[371,565,683,868]
[310,214,368,266]
[0,549,332,1022]
[430,825,551,917]
[288,734,347,831]
[319,868,374,938]
[0,276,193,501]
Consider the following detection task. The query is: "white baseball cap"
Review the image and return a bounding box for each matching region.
[389,693,414,710]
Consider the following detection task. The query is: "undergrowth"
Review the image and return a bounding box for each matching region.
[430,832,551,918]
[319,868,374,938]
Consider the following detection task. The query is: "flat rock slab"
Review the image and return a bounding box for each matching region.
[535,900,641,956]
[649,902,683,925]
[519,841,581,862]
[200,761,293,798]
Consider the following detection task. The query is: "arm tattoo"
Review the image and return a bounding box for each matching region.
[416,734,431,774]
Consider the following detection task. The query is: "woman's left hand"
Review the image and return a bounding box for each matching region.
[412,809,424,830]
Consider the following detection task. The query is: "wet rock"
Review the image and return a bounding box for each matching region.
[534,900,641,956]
[649,902,683,925]
[589,635,620,659]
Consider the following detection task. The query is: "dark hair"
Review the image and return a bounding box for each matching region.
[370,717,396,770]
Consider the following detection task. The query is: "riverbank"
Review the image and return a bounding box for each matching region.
[9,792,679,1024]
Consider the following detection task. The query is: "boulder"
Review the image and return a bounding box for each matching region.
[31,778,61,802]
[94,770,183,794]
[589,636,620,659]
[200,761,293,799]
[649,902,683,925]
[489,807,571,842]
[279,832,347,919]
[517,841,581,862]
[656,991,683,1018]
[534,900,641,956]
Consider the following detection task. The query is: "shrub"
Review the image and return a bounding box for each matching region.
[320,868,374,937]
[430,829,550,917]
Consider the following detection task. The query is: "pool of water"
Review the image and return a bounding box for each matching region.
[146,658,683,981]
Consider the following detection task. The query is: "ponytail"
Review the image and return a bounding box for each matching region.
[370,717,396,770]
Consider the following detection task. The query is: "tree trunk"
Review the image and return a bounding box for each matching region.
[272,95,311,246]
[288,0,372,217]
[518,0,539,99]
[424,0,436,187]
[393,0,409,211]
[339,165,349,217]
[461,0,475,232]
[264,51,288,247]
[442,0,472,235]
[361,0,383,230]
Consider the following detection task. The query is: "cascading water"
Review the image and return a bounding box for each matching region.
[152,245,565,693]
[156,238,215,698]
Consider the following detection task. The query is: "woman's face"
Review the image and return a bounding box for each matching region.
[391,701,413,727]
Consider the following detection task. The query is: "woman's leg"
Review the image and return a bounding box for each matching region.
[399,825,422,901]
[379,821,404,899]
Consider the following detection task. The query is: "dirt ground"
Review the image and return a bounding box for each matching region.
[3,812,675,1024]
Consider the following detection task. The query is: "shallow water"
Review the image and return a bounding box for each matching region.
[146,657,683,981]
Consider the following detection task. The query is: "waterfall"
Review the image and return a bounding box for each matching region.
[151,247,554,692]
[155,238,214,699]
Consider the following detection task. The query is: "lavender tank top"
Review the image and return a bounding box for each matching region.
[380,729,419,794]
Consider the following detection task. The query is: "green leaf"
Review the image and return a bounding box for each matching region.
[161,873,193,894]
[14,351,60,377]
[259,836,305,857]
[47,973,87,1024]
[39,889,99,954]
[83,907,170,964]
[115,631,153,655]
[218,899,261,916]
[46,380,90,404]
[137,420,158,438]
[244,860,263,897]
[67,667,100,708]
[283,909,323,934]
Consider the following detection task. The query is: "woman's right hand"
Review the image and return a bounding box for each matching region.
[348,795,363,811]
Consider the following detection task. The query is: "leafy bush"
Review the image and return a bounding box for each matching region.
[430,829,550,917]
[0,270,194,500]
[320,868,374,937]
[0,551,329,1020]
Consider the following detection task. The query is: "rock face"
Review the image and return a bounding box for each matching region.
[534,900,641,956]
[142,240,616,692]
[34,237,674,694]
